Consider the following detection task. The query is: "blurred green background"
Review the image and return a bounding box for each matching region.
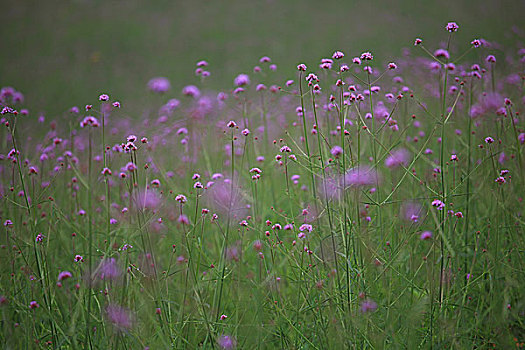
[2,0,524,115]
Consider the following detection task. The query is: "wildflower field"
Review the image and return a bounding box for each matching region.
[1,16,525,349]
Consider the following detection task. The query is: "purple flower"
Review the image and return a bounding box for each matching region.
[434,49,450,60]
[58,271,72,281]
[332,50,344,59]
[360,299,378,313]
[175,194,187,204]
[125,162,137,172]
[445,22,459,32]
[134,190,162,211]
[106,304,133,331]
[486,55,496,63]
[330,146,343,158]
[471,39,481,48]
[217,335,237,349]
[299,224,313,233]
[420,231,433,240]
[97,258,121,281]
[344,165,379,187]
[182,85,200,98]
[385,148,410,169]
[234,74,250,87]
[431,199,445,210]
[147,77,171,94]
[495,176,506,184]
[360,52,373,61]
[206,179,248,220]
[401,202,423,222]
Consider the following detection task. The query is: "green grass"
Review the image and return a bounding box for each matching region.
[1,6,525,349]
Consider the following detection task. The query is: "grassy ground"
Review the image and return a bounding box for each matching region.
[1,2,525,349]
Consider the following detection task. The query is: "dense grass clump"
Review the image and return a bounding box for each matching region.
[1,23,524,348]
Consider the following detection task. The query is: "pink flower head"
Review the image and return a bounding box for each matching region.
[471,39,481,48]
[445,22,459,32]
[206,179,248,220]
[385,148,410,169]
[217,334,237,349]
[360,52,373,61]
[332,50,344,59]
[58,271,72,281]
[97,258,121,281]
[80,116,100,128]
[182,85,200,98]
[388,62,397,70]
[330,146,343,158]
[434,49,450,60]
[176,214,189,225]
[106,304,133,331]
[401,202,423,222]
[299,224,313,233]
[125,162,137,172]
[420,231,433,240]
[414,38,422,45]
[431,199,445,210]
[253,240,263,251]
[297,64,307,71]
[99,94,109,101]
[147,77,171,94]
[495,176,506,184]
[234,74,250,87]
[360,299,378,313]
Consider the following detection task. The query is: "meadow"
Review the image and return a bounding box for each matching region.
[1,18,525,349]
